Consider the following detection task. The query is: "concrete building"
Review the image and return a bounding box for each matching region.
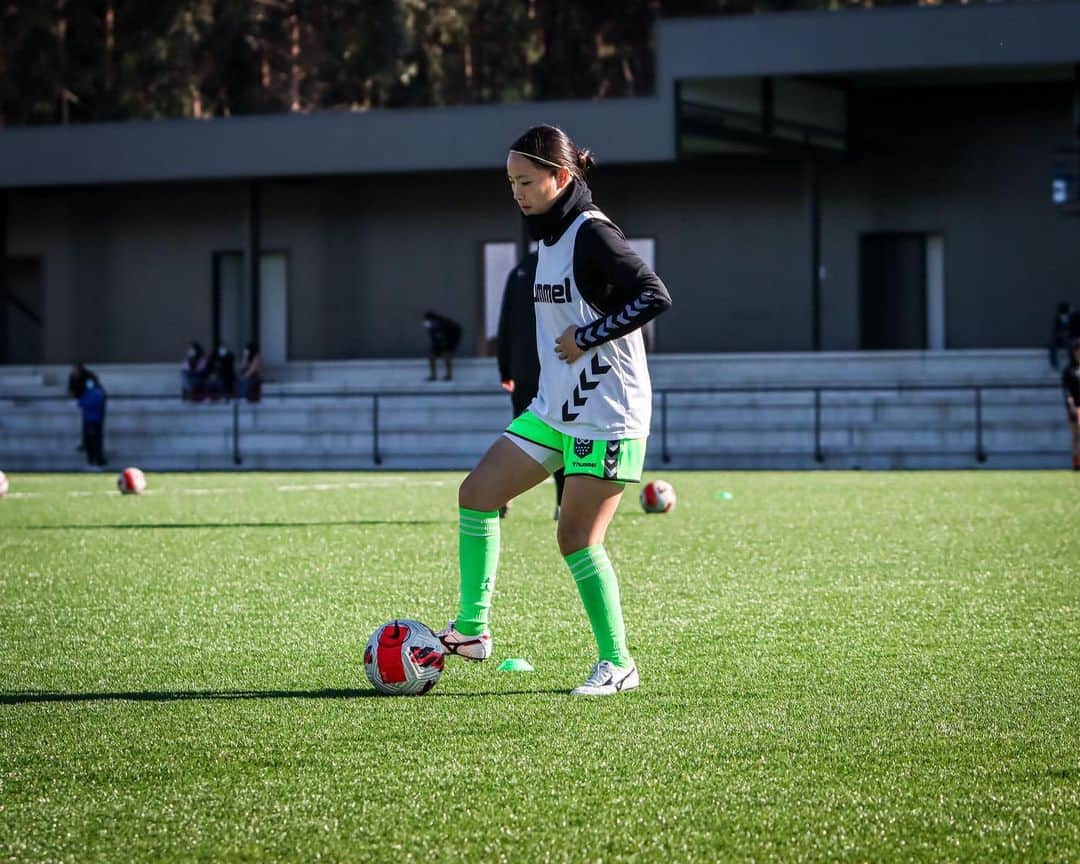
[2,2,1079,366]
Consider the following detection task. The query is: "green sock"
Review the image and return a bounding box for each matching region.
[565,544,633,669]
[457,507,500,636]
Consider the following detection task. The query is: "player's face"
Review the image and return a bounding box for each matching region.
[506,152,571,216]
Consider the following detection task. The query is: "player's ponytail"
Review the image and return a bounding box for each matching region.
[575,148,596,178]
[510,125,596,182]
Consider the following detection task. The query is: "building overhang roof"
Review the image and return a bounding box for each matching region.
[1,2,1077,189]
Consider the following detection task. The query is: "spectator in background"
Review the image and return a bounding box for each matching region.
[1050,302,1072,369]
[423,310,462,381]
[497,250,565,520]
[66,362,101,399]
[237,342,264,403]
[67,362,103,453]
[77,378,107,468]
[181,341,208,401]
[1062,338,1080,471]
[206,343,236,400]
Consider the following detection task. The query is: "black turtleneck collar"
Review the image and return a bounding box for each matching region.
[523,178,594,246]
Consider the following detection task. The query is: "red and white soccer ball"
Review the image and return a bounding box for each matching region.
[364,619,445,696]
[0,470,8,498]
[640,479,676,514]
[117,467,147,495]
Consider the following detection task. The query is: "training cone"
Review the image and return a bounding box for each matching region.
[497,658,534,672]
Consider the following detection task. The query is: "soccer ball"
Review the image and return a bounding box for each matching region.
[117,467,146,495]
[640,479,676,514]
[364,619,445,696]
[0,470,8,497]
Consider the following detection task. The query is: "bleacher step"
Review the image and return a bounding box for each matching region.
[0,350,1066,471]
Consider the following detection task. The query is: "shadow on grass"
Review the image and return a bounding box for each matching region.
[434,689,569,698]
[1,688,378,704]
[2,687,568,705]
[12,519,447,531]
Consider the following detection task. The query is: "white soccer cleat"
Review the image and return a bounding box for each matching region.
[570,660,639,697]
[436,621,492,661]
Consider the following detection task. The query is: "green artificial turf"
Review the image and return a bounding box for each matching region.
[1,471,1078,863]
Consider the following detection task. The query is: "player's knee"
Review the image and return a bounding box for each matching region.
[458,472,496,512]
[557,522,592,558]
[458,475,479,509]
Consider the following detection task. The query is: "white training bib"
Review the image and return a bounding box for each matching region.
[528,210,652,440]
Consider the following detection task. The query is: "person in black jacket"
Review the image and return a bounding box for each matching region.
[496,250,565,519]
[206,343,236,400]
[181,341,208,401]
[1063,339,1080,470]
[423,311,462,381]
[1050,302,1072,369]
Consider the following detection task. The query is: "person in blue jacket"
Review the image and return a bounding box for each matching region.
[78,378,107,467]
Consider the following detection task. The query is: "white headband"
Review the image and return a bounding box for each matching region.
[509,149,565,170]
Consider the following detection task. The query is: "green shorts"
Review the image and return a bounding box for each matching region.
[504,411,646,484]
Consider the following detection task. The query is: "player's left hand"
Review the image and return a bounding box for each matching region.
[555,326,585,364]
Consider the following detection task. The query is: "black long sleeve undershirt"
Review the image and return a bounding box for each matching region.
[571,219,672,351]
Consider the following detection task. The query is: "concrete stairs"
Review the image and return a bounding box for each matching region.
[0,350,1066,472]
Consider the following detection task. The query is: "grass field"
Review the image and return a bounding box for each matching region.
[1,470,1078,863]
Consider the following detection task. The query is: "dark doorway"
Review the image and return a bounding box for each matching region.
[3,257,45,364]
[212,250,288,361]
[859,233,928,351]
[212,251,247,354]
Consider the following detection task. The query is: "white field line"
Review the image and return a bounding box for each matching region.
[276,480,446,492]
[1,477,448,499]
[72,489,162,497]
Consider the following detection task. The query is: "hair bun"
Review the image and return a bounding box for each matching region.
[510,126,594,182]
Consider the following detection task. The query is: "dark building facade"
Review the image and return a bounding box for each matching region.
[2,3,1078,364]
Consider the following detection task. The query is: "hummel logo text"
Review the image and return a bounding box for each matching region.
[533,277,573,304]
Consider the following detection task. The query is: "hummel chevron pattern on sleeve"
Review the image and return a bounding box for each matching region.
[574,288,670,351]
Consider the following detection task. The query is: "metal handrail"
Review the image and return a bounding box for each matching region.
[1,381,1061,467]
[655,382,1059,465]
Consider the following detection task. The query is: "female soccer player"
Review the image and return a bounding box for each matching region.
[438,125,672,696]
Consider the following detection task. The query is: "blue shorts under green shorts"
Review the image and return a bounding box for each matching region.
[503,410,646,484]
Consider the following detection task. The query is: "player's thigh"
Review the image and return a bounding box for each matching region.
[556,474,625,556]
[459,436,550,511]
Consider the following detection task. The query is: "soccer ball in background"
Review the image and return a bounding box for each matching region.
[364,619,445,696]
[640,479,676,514]
[117,467,147,495]
[0,470,8,497]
